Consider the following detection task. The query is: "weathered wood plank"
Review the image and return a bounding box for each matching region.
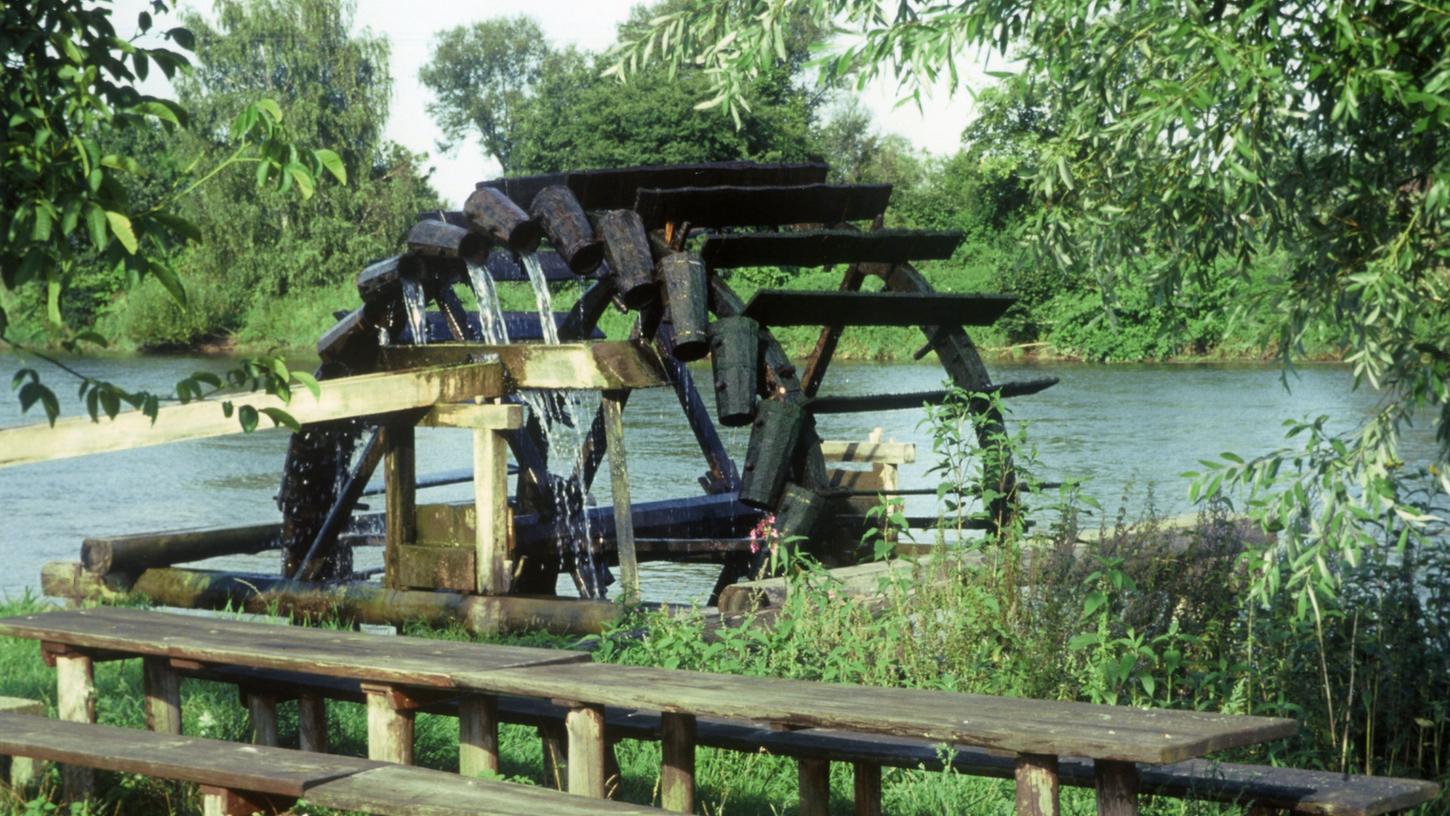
[0,608,588,689]
[480,161,829,211]
[143,656,182,735]
[660,712,695,814]
[378,342,668,390]
[460,695,501,777]
[420,402,526,431]
[477,425,513,595]
[82,521,282,575]
[568,704,608,798]
[1016,753,1061,816]
[634,184,892,229]
[820,440,915,464]
[306,763,673,815]
[384,422,417,591]
[604,395,639,604]
[396,545,477,592]
[701,229,963,269]
[451,662,1295,765]
[0,363,502,469]
[0,698,46,793]
[0,712,379,798]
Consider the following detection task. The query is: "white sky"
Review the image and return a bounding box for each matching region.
[113,0,993,207]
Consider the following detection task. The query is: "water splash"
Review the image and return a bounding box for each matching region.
[466,253,511,344]
[399,276,428,344]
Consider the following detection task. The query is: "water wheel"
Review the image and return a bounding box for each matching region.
[276,162,1057,602]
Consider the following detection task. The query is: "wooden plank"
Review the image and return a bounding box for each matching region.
[742,290,1013,327]
[0,712,380,798]
[660,712,695,813]
[82,521,281,575]
[298,694,328,753]
[0,698,45,793]
[0,608,589,690]
[479,161,829,210]
[1016,754,1061,816]
[820,440,916,465]
[798,757,831,816]
[0,363,501,469]
[460,695,500,777]
[567,704,608,798]
[143,656,182,735]
[451,662,1296,765]
[634,184,892,229]
[701,229,962,269]
[852,761,882,816]
[305,763,673,815]
[200,785,294,816]
[379,342,668,390]
[1095,760,1140,816]
[604,395,639,604]
[801,263,869,398]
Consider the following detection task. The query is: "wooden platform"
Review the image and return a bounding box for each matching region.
[741,291,1016,327]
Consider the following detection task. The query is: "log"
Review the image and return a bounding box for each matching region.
[464,187,541,253]
[660,712,695,813]
[357,254,419,305]
[82,522,282,575]
[459,695,500,777]
[596,209,658,309]
[530,185,603,275]
[738,399,804,509]
[363,685,415,765]
[798,757,830,816]
[708,316,760,427]
[566,704,607,798]
[658,253,709,362]
[406,220,488,261]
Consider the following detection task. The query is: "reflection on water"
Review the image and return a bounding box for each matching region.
[0,352,1431,605]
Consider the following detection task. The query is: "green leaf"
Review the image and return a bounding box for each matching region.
[237,404,259,433]
[290,370,321,399]
[312,148,346,184]
[285,163,315,199]
[85,205,107,249]
[104,211,138,254]
[260,407,300,431]
[167,27,196,50]
[255,98,283,123]
[151,262,187,307]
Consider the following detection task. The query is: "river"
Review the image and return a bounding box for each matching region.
[0,352,1431,605]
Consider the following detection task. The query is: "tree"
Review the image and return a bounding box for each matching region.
[419,16,548,173]
[2,0,341,422]
[610,0,1450,611]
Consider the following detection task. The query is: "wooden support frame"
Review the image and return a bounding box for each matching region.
[660,712,695,813]
[382,424,417,592]
[361,684,418,766]
[603,392,639,604]
[199,785,295,816]
[1095,759,1140,816]
[798,757,831,816]
[142,656,181,735]
[566,703,608,797]
[459,695,500,777]
[52,647,96,800]
[0,697,46,794]
[852,760,882,816]
[540,721,568,790]
[246,692,280,747]
[1016,753,1061,816]
[0,362,501,469]
[297,694,327,753]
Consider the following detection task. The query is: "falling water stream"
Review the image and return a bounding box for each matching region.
[465,252,606,597]
[399,276,428,343]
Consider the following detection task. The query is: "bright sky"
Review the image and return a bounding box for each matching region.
[113,0,994,207]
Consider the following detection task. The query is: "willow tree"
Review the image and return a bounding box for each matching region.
[610,0,1450,609]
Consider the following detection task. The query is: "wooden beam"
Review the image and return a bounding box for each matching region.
[0,363,501,469]
[798,757,831,816]
[383,424,417,592]
[459,695,500,778]
[297,694,327,753]
[566,704,607,798]
[820,440,915,465]
[378,342,667,390]
[1016,753,1061,816]
[1095,760,1140,816]
[363,684,415,765]
[852,761,882,816]
[420,402,525,431]
[660,712,696,813]
[142,656,181,736]
[246,692,280,747]
[604,394,639,604]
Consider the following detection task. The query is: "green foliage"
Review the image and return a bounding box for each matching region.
[613,0,1450,617]
[419,16,548,172]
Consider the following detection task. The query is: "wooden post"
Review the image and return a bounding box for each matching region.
[54,649,95,800]
[476,425,510,594]
[660,712,695,813]
[297,694,327,753]
[603,393,639,604]
[1094,760,1140,816]
[363,684,415,765]
[459,695,500,777]
[199,786,292,816]
[1015,753,1060,816]
[540,722,568,790]
[852,761,882,816]
[246,692,279,747]
[141,656,182,735]
[566,704,607,798]
[798,757,831,816]
[383,423,417,590]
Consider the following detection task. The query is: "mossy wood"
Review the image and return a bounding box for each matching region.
[0,363,502,469]
[738,400,805,508]
[658,252,710,361]
[707,315,760,426]
[376,342,667,391]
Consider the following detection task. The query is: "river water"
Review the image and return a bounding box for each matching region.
[0,352,1432,605]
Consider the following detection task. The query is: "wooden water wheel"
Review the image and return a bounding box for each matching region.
[277,161,1057,602]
